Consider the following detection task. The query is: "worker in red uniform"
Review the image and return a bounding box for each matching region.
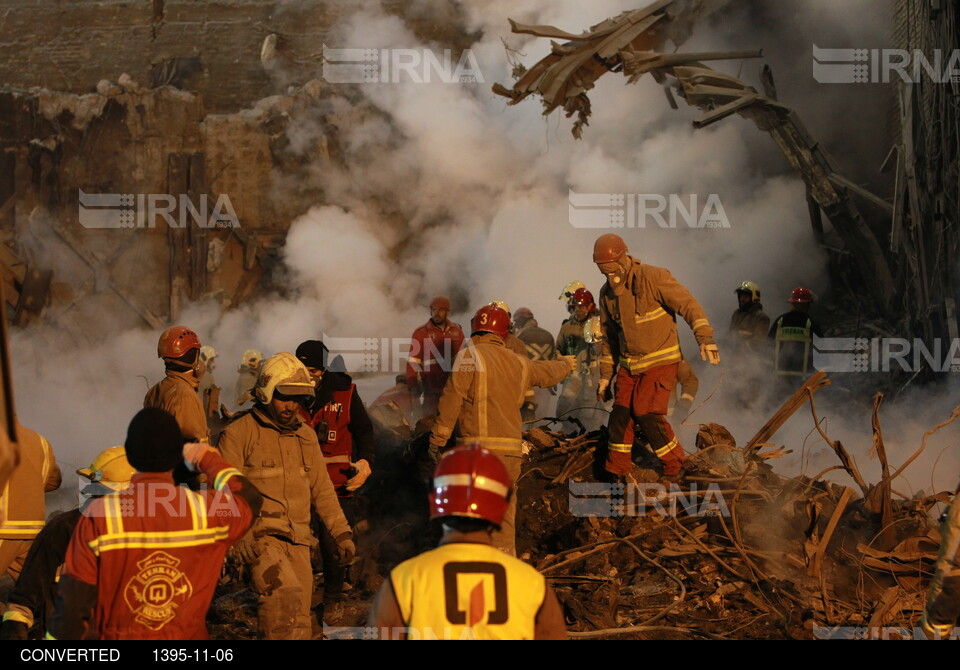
[593,234,719,481]
[406,296,465,420]
[367,443,566,640]
[296,339,375,621]
[47,407,262,640]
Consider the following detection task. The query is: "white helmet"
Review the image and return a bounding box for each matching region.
[200,345,218,363]
[242,348,264,368]
[254,352,316,404]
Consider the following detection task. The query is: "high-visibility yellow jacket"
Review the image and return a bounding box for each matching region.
[370,540,566,640]
[598,256,715,379]
[0,424,60,541]
[429,334,569,453]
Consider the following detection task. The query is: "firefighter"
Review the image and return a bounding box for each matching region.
[295,339,375,621]
[729,281,770,344]
[556,288,595,358]
[768,287,823,379]
[145,325,209,443]
[367,443,566,639]
[235,349,264,407]
[0,423,60,588]
[406,296,465,420]
[920,486,960,639]
[593,233,719,481]
[429,305,574,553]
[514,307,557,420]
[558,280,587,317]
[47,408,262,640]
[556,315,609,432]
[1,447,133,640]
[488,300,529,358]
[219,353,354,640]
[198,345,220,418]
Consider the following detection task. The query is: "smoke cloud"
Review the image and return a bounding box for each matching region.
[10,0,956,512]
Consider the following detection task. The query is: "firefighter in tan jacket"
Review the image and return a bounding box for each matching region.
[219,352,354,640]
[593,234,719,479]
[144,325,209,443]
[429,305,574,553]
[0,423,60,582]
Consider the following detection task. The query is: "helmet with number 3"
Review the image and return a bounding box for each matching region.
[430,443,512,526]
[471,305,511,339]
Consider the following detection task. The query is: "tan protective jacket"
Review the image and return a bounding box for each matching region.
[0,424,60,540]
[599,257,715,379]
[218,406,350,546]
[144,369,210,443]
[430,334,570,452]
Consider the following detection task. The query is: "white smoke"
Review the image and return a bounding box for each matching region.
[10,0,957,508]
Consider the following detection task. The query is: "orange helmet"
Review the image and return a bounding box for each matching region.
[570,288,596,314]
[593,233,628,264]
[430,295,451,310]
[430,443,512,526]
[158,326,201,359]
[471,305,510,339]
[789,286,814,303]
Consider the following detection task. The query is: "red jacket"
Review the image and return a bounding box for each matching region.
[406,320,465,396]
[49,452,255,640]
[299,372,375,497]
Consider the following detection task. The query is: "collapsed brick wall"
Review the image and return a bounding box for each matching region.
[0,0,342,113]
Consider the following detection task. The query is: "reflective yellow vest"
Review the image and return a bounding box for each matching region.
[773,316,812,377]
[390,542,546,640]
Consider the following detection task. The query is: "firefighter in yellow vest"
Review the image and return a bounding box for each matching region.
[768,287,823,378]
[0,423,60,583]
[367,443,566,640]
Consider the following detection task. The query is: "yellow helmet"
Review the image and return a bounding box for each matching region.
[489,299,511,316]
[77,446,135,492]
[254,352,316,404]
[735,281,761,303]
[559,280,586,302]
[583,316,604,344]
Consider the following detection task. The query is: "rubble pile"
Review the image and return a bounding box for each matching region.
[204,376,957,639]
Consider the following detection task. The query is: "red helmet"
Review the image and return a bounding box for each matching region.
[789,286,814,303]
[514,307,534,322]
[593,233,628,264]
[430,295,451,310]
[570,288,596,314]
[430,443,511,526]
[157,326,201,359]
[471,305,510,339]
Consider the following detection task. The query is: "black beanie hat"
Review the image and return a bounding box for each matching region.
[295,340,329,370]
[124,407,184,473]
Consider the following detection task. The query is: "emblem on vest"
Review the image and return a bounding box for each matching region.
[124,551,194,630]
